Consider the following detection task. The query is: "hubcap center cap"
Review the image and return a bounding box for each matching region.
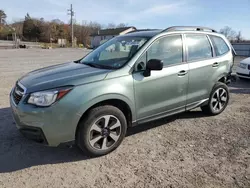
[102,128,110,137]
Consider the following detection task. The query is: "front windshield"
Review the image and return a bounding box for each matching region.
[80,36,149,69]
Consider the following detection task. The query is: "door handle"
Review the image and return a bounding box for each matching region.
[212,62,219,67]
[178,70,188,76]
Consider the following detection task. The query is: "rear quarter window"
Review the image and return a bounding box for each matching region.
[210,35,230,56]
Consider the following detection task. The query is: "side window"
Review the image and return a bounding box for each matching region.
[147,35,183,66]
[186,34,212,62]
[210,35,230,56]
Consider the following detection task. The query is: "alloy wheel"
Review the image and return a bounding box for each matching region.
[211,88,228,113]
[89,115,121,150]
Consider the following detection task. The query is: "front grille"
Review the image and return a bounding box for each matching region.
[12,83,25,105]
[16,84,24,93]
[13,91,22,105]
[239,63,247,69]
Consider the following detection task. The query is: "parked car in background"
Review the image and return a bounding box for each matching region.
[236,57,250,79]
[10,26,236,156]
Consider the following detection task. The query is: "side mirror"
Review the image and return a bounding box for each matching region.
[143,59,163,77]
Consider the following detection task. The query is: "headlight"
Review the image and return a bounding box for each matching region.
[28,88,71,107]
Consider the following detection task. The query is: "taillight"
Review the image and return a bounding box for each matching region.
[248,64,250,70]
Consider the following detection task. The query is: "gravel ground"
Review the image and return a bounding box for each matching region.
[0,49,249,188]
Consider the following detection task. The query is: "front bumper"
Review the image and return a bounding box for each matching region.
[20,127,48,144]
[236,73,250,79]
[10,88,79,146]
[236,66,250,79]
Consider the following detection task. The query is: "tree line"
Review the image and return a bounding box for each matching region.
[0,9,247,46]
[0,10,127,46]
[219,26,244,42]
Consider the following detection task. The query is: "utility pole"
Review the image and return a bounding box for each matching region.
[68,4,74,47]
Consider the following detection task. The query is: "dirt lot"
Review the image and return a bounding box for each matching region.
[0,49,249,188]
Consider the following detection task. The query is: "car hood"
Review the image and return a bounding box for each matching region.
[19,62,112,93]
[241,57,250,64]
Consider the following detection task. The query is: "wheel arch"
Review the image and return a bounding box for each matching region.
[217,73,228,84]
[207,73,228,102]
[75,95,135,139]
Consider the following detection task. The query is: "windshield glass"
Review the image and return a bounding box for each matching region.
[80,36,149,69]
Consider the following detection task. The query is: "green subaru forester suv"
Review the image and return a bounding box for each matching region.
[10,26,235,156]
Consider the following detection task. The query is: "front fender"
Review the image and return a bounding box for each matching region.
[76,93,136,121]
[70,75,136,133]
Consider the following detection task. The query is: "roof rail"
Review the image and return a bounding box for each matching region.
[162,26,217,33]
[127,29,159,33]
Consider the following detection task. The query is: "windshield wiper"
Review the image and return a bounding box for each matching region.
[82,62,116,70]
[83,62,102,68]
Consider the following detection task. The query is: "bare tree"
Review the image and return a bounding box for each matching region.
[51,19,64,25]
[219,26,237,41]
[107,23,116,29]
[116,23,128,28]
[88,21,101,31]
[236,31,243,42]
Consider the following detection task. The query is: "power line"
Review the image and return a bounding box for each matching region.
[68,4,74,47]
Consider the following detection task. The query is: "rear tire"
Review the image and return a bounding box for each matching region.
[76,105,127,157]
[201,82,229,115]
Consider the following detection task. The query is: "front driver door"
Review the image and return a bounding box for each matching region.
[132,34,189,123]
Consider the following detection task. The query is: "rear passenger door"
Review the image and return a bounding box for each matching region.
[185,34,215,109]
[209,35,232,71]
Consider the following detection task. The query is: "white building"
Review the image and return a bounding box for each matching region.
[90,27,136,48]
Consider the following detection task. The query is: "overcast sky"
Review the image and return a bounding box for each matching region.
[2,0,250,39]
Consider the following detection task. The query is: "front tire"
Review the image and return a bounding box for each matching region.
[76,105,127,157]
[201,82,229,115]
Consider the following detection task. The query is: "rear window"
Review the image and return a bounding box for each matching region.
[186,34,212,62]
[210,35,230,56]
